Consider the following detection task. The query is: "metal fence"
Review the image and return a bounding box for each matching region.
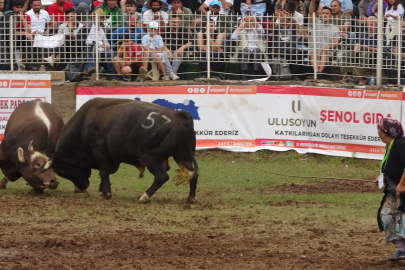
[0,10,403,85]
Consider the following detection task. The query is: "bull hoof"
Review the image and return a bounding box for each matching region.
[30,189,44,195]
[100,192,112,199]
[138,193,151,204]
[186,197,197,204]
[73,185,86,193]
[0,177,9,189]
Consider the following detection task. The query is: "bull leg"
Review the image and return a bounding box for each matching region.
[139,158,169,204]
[0,176,9,189]
[180,160,199,204]
[163,159,170,171]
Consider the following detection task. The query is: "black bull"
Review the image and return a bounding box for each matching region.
[51,98,199,203]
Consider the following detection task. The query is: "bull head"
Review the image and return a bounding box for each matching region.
[16,140,59,190]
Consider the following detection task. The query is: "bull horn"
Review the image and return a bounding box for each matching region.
[28,140,35,155]
[41,160,52,173]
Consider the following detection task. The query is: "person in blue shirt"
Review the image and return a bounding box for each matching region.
[318,0,353,15]
[111,14,145,50]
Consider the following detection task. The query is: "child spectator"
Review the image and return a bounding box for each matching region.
[141,21,179,80]
[112,33,145,80]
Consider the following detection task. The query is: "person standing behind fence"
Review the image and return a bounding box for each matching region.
[161,15,192,74]
[26,0,50,34]
[142,0,168,29]
[385,0,404,46]
[308,0,339,75]
[12,0,35,70]
[231,15,266,81]
[166,0,192,28]
[197,19,225,78]
[374,118,405,261]
[142,21,179,80]
[48,0,74,31]
[199,0,233,15]
[85,9,116,80]
[92,0,124,33]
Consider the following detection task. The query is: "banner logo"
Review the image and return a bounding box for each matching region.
[292,100,301,113]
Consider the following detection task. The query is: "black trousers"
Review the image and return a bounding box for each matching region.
[240,47,262,73]
[15,34,33,63]
[199,51,224,76]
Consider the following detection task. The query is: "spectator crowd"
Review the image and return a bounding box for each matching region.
[0,0,404,84]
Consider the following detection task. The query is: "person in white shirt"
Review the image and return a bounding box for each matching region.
[85,9,116,79]
[275,1,303,36]
[385,0,404,46]
[26,0,50,34]
[199,0,233,15]
[142,0,168,28]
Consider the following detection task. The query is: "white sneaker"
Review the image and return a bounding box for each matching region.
[170,72,179,80]
[44,56,54,67]
[162,75,171,81]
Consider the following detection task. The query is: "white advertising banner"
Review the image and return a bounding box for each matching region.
[256,85,402,160]
[0,73,52,142]
[76,85,257,151]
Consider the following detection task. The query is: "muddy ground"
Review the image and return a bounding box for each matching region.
[0,83,403,269]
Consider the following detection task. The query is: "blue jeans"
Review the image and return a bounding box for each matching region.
[86,48,115,74]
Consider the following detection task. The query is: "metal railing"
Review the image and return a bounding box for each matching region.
[0,10,403,85]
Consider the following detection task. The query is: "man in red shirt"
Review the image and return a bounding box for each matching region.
[48,0,74,30]
[13,0,35,70]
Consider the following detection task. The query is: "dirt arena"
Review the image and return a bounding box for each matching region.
[0,83,404,269]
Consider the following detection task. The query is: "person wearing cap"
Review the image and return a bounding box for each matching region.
[85,8,116,79]
[92,0,124,32]
[141,0,171,12]
[199,0,233,15]
[4,0,31,12]
[308,0,339,75]
[142,21,179,80]
[374,118,405,261]
[200,1,232,35]
[166,0,192,28]
[12,0,36,70]
[142,0,168,28]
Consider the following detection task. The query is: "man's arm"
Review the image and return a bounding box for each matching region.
[343,9,353,15]
[198,3,208,15]
[0,0,4,11]
[309,0,316,24]
[220,0,232,11]
[317,4,325,14]
[23,0,29,11]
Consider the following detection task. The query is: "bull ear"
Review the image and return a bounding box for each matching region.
[17,148,25,163]
[28,140,35,155]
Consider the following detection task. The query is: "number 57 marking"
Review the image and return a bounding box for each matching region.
[141,112,172,129]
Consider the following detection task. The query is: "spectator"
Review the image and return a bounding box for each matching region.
[121,0,142,22]
[111,14,145,47]
[142,21,179,80]
[92,0,124,32]
[142,0,168,28]
[368,0,388,17]
[199,0,233,15]
[236,0,272,20]
[275,1,303,36]
[5,0,31,12]
[385,0,404,46]
[48,0,74,27]
[317,0,353,15]
[308,0,340,74]
[85,9,116,80]
[91,0,103,10]
[112,33,145,80]
[141,0,171,11]
[331,0,353,48]
[231,15,266,81]
[166,0,193,28]
[44,8,88,69]
[274,0,304,15]
[161,15,192,74]
[12,0,35,70]
[76,2,91,22]
[197,19,225,78]
[201,1,232,34]
[71,0,91,7]
[340,16,381,85]
[26,0,50,34]
[358,0,372,17]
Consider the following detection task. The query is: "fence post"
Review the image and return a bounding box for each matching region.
[376,0,383,86]
[9,15,14,71]
[95,13,99,81]
[312,12,317,80]
[206,12,211,79]
[398,18,402,85]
